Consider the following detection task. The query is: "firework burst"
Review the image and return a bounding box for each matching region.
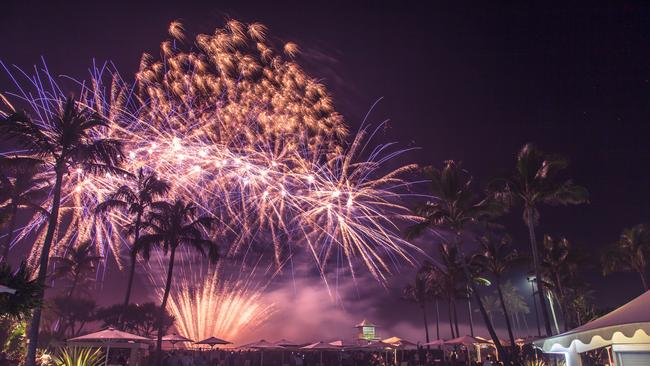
[0,19,422,284]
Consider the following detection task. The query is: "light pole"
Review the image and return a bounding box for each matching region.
[527,276,541,337]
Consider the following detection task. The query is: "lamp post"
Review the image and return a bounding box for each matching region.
[527,276,541,337]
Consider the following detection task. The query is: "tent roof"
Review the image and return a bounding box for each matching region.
[535,290,650,353]
[67,328,151,342]
[328,340,359,348]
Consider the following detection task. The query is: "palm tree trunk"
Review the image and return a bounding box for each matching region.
[448,299,455,338]
[1,205,18,263]
[435,298,440,340]
[495,279,516,349]
[25,166,64,366]
[155,246,177,366]
[526,206,553,336]
[454,238,509,362]
[68,271,80,298]
[452,300,460,336]
[119,215,141,328]
[466,288,474,337]
[421,303,430,348]
[636,268,648,292]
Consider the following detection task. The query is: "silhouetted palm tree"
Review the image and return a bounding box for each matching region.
[95,168,170,313]
[421,260,444,341]
[488,143,588,336]
[0,157,49,262]
[403,265,432,346]
[407,161,508,360]
[541,234,578,331]
[475,234,520,348]
[51,241,102,298]
[602,224,650,292]
[1,97,124,366]
[137,199,219,365]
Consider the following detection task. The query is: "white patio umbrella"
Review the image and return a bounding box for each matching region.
[382,337,418,364]
[195,336,232,349]
[162,333,193,349]
[67,327,151,366]
[302,341,339,365]
[243,339,285,366]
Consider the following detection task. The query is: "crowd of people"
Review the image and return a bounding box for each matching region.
[155,348,503,366]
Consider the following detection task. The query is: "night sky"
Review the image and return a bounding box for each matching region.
[2,1,650,342]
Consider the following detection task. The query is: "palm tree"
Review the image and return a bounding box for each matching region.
[137,199,219,365]
[475,234,520,348]
[421,260,444,341]
[488,143,588,336]
[602,224,650,292]
[407,161,508,360]
[0,157,49,262]
[540,235,578,331]
[477,295,501,326]
[95,168,170,314]
[402,265,432,346]
[500,280,530,335]
[1,98,124,366]
[51,241,102,299]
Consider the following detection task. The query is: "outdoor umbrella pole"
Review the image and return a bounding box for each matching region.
[104,343,110,366]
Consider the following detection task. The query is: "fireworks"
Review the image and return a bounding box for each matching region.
[0,19,421,284]
[150,258,275,344]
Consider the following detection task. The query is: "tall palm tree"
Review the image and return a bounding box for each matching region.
[137,199,219,365]
[95,168,170,313]
[0,157,49,262]
[475,234,520,348]
[488,143,588,336]
[477,295,501,326]
[421,260,444,341]
[500,280,530,335]
[402,265,432,346]
[51,241,102,299]
[602,224,650,292]
[540,235,578,331]
[1,98,124,366]
[407,161,508,360]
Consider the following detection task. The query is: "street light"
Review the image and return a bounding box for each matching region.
[527,276,541,337]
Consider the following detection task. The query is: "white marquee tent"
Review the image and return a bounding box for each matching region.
[535,290,650,366]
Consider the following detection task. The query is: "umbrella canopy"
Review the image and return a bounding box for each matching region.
[274,339,303,347]
[445,335,487,346]
[0,284,16,294]
[382,336,418,349]
[195,337,232,346]
[329,340,359,349]
[243,339,285,349]
[162,333,193,343]
[302,341,339,350]
[423,339,445,346]
[362,341,395,350]
[67,327,151,342]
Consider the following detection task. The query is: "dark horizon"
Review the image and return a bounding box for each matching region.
[2,0,650,343]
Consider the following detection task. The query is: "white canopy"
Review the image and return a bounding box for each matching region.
[67,327,151,342]
[535,290,650,354]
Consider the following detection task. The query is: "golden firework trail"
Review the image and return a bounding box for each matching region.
[149,255,276,344]
[0,20,422,284]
